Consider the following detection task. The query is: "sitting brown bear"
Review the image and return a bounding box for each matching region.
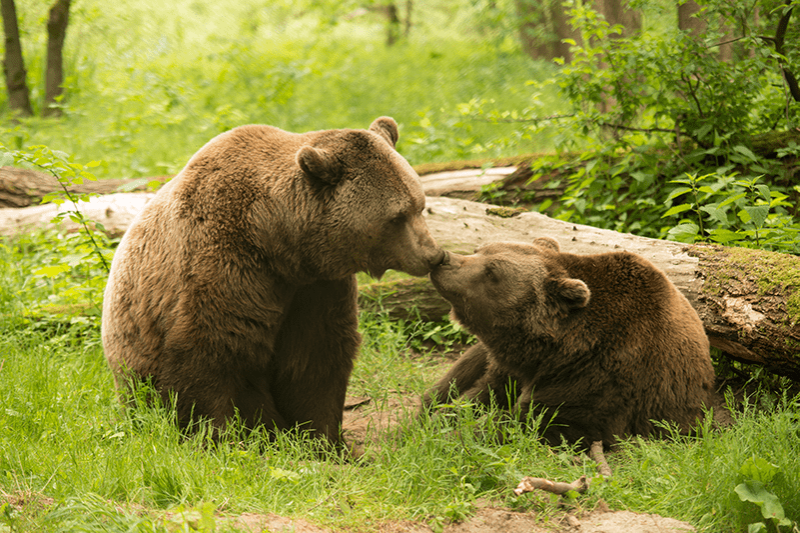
[423,237,715,447]
[102,117,444,449]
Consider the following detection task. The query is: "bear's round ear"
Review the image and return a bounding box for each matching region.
[369,116,399,148]
[297,146,343,185]
[550,278,590,310]
[533,237,560,252]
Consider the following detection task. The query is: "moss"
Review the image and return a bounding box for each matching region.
[485,206,527,218]
[693,245,800,326]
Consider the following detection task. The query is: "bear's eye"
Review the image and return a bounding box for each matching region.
[390,213,406,225]
[484,265,499,282]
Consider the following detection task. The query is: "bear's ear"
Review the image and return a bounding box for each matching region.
[297,146,344,185]
[549,277,590,310]
[369,116,399,148]
[533,237,560,252]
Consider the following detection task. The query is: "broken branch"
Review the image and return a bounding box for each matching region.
[513,475,589,496]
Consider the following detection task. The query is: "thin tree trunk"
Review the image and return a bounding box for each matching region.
[1,0,33,116]
[385,3,400,46]
[44,0,71,117]
[678,0,705,35]
[404,0,412,37]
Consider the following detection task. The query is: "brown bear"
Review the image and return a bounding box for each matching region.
[102,117,444,448]
[423,237,715,447]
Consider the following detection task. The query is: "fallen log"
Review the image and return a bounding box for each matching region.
[0,166,169,208]
[382,197,800,380]
[0,185,797,380]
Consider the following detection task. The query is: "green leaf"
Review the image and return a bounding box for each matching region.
[733,145,759,162]
[709,228,742,244]
[662,204,693,218]
[666,223,699,243]
[34,264,71,278]
[735,480,788,524]
[747,523,767,533]
[666,187,693,201]
[743,206,770,228]
[719,192,747,208]
[740,456,779,484]
[699,205,729,226]
[755,185,771,202]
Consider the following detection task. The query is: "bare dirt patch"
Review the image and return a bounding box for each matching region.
[222,506,695,533]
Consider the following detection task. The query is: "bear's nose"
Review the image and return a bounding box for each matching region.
[430,249,448,268]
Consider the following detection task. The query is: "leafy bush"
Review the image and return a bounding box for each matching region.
[474,0,800,249]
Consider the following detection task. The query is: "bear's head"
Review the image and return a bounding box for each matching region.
[296,117,445,279]
[430,238,590,339]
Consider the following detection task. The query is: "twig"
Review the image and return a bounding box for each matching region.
[589,440,612,477]
[513,475,589,496]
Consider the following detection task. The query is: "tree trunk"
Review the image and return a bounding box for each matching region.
[595,0,641,36]
[516,0,581,62]
[404,0,412,37]
[0,172,797,380]
[1,0,33,117]
[678,0,705,36]
[385,3,400,46]
[0,166,169,208]
[43,0,71,118]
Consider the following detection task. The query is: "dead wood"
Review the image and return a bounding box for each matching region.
[513,475,589,496]
[0,166,168,208]
[589,441,612,477]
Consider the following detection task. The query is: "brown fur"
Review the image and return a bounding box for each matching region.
[424,237,715,447]
[102,117,444,447]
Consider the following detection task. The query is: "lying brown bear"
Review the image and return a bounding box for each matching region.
[423,237,715,447]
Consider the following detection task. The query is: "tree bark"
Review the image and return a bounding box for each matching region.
[0,166,169,208]
[385,3,400,46]
[1,0,33,116]
[44,0,71,117]
[678,0,705,36]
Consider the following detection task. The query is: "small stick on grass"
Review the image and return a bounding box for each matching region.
[589,440,612,477]
[513,475,589,496]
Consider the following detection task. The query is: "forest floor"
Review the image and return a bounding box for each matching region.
[208,389,699,533]
[229,349,699,533]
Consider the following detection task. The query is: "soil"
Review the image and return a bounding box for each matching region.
[225,507,696,532]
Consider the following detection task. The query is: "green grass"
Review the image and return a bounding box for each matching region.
[2,232,800,532]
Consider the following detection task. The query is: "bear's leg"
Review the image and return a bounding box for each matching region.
[271,279,360,446]
[423,342,492,407]
[160,368,291,436]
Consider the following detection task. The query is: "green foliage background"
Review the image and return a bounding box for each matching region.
[1,0,800,531]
